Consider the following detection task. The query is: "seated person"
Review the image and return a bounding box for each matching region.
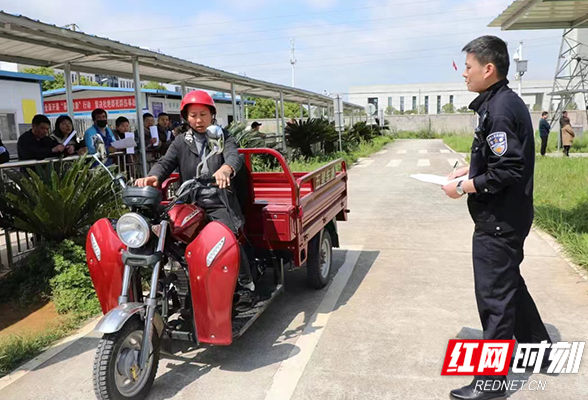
[84,108,116,164]
[114,116,130,140]
[51,115,87,155]
[0,137,9,164]
[17,114,73,160]
[135,90,257,311]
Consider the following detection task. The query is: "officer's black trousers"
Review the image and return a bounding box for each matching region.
[472,231,551,344]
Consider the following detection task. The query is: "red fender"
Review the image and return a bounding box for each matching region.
[186,221,240,345]
[86,218,126,314]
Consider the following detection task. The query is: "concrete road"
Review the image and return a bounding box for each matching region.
[1,139,587,400]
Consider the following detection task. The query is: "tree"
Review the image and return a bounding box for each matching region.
[22,67,100,91]
[442,103,455,114]
[565,101,578,111]
[456,106,471,113]
[246,97,308,119]
[142,81,166,90]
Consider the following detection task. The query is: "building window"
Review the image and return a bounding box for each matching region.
[450,95,454,105]
[400,97,404,112]
[388,97,392,107]
[437,95,441,114]
[0,112,18,141]
[367,97,378,115]
[412,96,417,110]
[424,96,429,114]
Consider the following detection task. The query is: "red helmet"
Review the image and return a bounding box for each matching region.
[180,90,216,118]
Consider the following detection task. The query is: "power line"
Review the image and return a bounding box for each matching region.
[99,0,445,34]
[139,6,479,45]
[197,32,560,61]
[237,40,559,74]
[165,14,493,51]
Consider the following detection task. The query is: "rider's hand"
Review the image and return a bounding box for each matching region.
[52,144,65,153]
[447,165,469,180]
[135,176,159,187]
[213,165,234,189]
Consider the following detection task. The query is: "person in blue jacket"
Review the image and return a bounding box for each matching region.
[84,108,116,164]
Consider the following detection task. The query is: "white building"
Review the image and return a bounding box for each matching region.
[0,69,53,156]
[348,80,570,115]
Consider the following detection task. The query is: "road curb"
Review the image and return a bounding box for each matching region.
[0,315,100,391]
[533,227,588,282]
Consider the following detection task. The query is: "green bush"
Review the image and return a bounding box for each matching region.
[49,240,101,317]
[286,118,337,158]
[0,240,100,316]
[0,242,55,306]
[0,156,121,242]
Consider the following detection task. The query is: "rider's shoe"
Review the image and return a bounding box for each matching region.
[235,289,259,312]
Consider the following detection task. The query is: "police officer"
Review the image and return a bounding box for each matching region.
[442,36,552,400]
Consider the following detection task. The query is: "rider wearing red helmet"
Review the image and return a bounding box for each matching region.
[136,90,256,309]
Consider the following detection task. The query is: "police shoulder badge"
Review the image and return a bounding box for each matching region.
[486,131,508,156]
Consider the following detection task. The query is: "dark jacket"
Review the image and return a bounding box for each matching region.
[148,127,245,231]
[539,118,550,138]
[0,138,9,164]
[468,79,535,236]
[17,130,63,161]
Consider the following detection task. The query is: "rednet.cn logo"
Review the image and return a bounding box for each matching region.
[441,340,585,375]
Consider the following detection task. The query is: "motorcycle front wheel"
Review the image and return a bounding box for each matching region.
[93,317,160,400]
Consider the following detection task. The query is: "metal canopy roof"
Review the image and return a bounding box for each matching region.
[0,12,363,111]
[489,0,588,30]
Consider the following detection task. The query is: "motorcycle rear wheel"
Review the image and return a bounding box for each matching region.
[93,317,160,400]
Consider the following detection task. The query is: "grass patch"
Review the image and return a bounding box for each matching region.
[446,138,588,271]
[0,313,87,377]
[288,135,393,171]
[442,135,473,153]
[254,135,394,172]
[534,157,588,269]
[0,240,100,377]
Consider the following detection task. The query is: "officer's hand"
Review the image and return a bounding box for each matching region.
[442,181,463,199]
[447,166,469,180]
[213,165,234,189]
[136,176,159,187]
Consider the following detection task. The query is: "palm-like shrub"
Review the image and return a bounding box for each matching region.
[286,118,337,158]
[228,121,266,149]
[0,156,121,242]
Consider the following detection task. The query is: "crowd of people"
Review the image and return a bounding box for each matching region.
[0,108,184,165]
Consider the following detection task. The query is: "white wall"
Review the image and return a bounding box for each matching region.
[348,80,557,115]
[0,79,44,126]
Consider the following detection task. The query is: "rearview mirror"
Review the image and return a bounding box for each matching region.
[205,125,224,153]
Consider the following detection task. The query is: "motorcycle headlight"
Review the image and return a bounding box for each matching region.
[116,213,150,248]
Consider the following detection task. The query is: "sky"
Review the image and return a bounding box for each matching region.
[0,0,563,96]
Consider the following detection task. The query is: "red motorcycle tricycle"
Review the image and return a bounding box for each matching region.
[86,127,349,400]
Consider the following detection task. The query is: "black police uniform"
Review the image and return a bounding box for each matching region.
[468,79,551,348]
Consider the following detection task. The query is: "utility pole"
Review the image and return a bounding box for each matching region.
[290,38,297,87]
[514,41,527,98]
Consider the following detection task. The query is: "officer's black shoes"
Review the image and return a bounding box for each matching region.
[450,378,507,400]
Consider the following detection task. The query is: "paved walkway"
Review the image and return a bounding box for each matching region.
[1,139,587,399]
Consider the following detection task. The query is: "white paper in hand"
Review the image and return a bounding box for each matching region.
[149,126,159,147]
[62,130,77,146]
[125,132,135,154]
[410,173,468,186]
[111,137,137,150]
